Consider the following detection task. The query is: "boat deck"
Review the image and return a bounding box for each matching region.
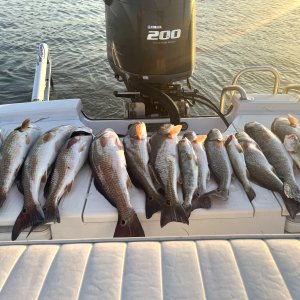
[0,96,300,240]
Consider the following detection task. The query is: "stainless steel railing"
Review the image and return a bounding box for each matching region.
[31,43,52,101]
[219,85,249,114]
[232,66,280,95]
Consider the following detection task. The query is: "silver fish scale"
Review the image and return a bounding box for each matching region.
[178,140,198,206]
[154,139,180,205]
[192,142,209,195]
[91,141,133,221]
[226,137,249,188]
[123,136,158,196]
[46,135,91,207]
[206,140,232,191]
[245,123,295,183]
[22,126,74,208]
[241,141,283,192]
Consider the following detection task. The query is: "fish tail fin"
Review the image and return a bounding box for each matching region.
[182,203,192,218]
[12,205,44,241]
[245,185,256,201]
[145,195,162,219]
[283,182,300,201]
[43,203,61,224]
[280,192,300,219]
[114,211,145,237]
[200,189,229,202]
[192,193,211,211]
[160,202,189,228]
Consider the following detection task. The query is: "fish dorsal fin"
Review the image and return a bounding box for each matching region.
[193,135,207,144]
[288,114,299,127]
[168,125,182,138]
[19,119,31,132]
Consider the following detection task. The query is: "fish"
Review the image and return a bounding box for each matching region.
[202,128,232,201]
[284,134,300,169]
[225,134,256,201]
[236,131,300,218]
[42,127,93,224]
[89,128,145,237]
[271,114,300,142]
[149,124,188,227]
[271,115,300,169]
[183,131,211,209]
[0,119,41,208]
[11,125,75,241]
[123,122,164,219]
[178,137,198,217]
[244,121,300,202]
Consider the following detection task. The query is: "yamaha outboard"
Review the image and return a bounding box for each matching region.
[104,0,223,125]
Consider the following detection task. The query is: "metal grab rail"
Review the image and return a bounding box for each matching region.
[31,43,51,101]
[220,85,249,113]
[232,66,280,95]
[282,84,300,94]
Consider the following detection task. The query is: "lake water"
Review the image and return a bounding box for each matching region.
[0,0,299,118]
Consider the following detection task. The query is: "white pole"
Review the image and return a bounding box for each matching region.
[31,43,50,101]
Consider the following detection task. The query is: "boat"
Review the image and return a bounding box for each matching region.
[0,0,300,298]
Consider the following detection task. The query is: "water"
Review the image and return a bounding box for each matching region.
[0,0,299,118]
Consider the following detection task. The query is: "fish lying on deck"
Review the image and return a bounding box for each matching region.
[202,128,232,202]
[178,137,198,217]
[149,124,188,227]
[271,115,300,170]
[225,134,256,201]
[123,122,164,219]
[245,121,300,203]
[12,125,74,241]
[0,119,41,209]
[183,132,211,210]
[237,131,300,218]
[42,127,93,225]
[90,128,145,237]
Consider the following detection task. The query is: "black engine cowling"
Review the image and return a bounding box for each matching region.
[105,0,196,89]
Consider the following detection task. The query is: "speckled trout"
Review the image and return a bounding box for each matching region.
[178,137,198,217]
[203,128,232,201]
[245,121,300,202]
[89,128,144,237]
[149,124,188,227]
[237,131,300,218]
[272,115,300,169]
[183,131,211,209]
[123,122,164,219]
[225,134,256,201]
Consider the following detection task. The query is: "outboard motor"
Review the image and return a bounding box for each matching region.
[104,0,197,123]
